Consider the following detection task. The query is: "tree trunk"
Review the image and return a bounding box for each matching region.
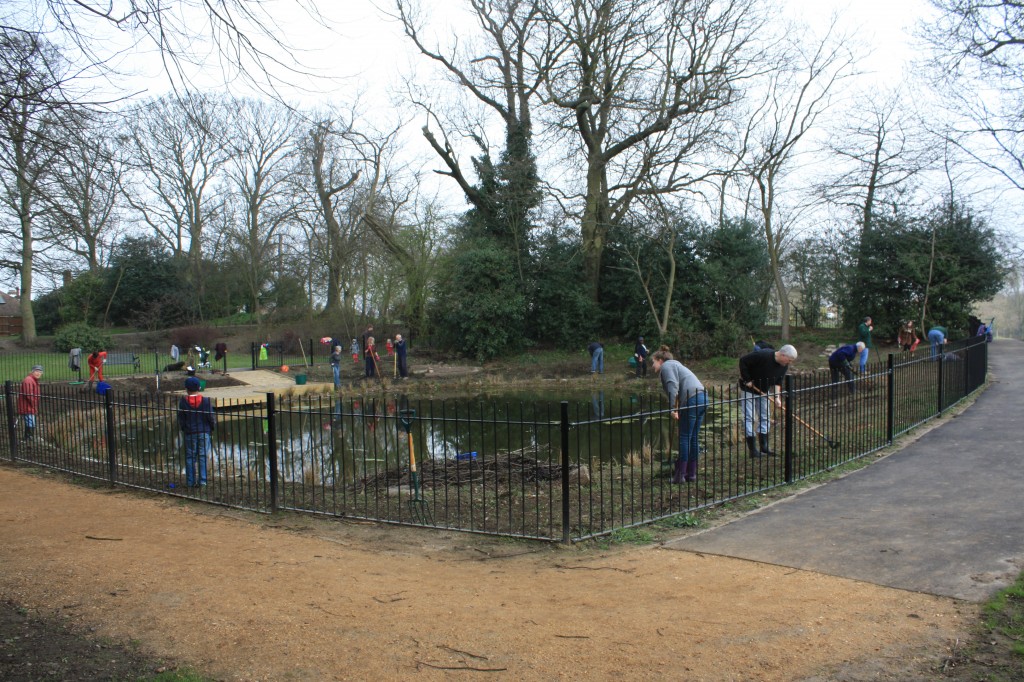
[580,164,609,301]
[19,228,35,343]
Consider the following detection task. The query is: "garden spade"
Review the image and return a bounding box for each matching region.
[398,409,431,524]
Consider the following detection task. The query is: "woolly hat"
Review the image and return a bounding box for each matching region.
[184,377,202,391]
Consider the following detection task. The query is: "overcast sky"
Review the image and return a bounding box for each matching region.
[101,0,932,108]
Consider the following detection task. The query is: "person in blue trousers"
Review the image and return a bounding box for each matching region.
[928,325,948,358]
[177,376,216,487]
[587,341,604,374]
[652,346,707,484]
[329,345,342,389]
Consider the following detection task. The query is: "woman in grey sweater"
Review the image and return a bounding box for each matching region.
[651,346,707,484]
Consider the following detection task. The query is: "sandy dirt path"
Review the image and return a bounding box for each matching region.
[0,466,970,681]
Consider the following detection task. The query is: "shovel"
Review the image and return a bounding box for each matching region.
[398,409,432,524]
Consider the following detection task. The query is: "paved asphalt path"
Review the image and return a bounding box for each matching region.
[665,339,1024,602]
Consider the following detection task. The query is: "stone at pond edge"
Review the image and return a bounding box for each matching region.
[569,464,591,485]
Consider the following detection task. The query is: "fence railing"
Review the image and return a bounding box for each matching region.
[0,349,231,383]
[1,338,988,542]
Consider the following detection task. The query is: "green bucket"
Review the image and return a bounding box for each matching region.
[198,379,207,391]
[295,374,307,386]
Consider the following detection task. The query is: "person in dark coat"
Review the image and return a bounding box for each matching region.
[738,344,798,458]
[828,342,865,397]
[633,337,649,378]
[177,376,216,487]
[395,334,409,379]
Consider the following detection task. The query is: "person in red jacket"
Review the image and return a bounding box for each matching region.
[18,365,43,441]
[87,350,107,383]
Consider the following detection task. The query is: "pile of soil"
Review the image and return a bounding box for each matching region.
[110,373,247,395]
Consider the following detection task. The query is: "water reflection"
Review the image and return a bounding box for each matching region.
[112,387,678,487]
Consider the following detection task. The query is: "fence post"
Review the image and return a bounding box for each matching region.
[104,389,117,486]
[4,380,18,462]
[886,353,895,444]
[937,347,946,416]
[560,401,571,543]
[783,375,793,484]
[266,392,279,513]
[251,342,257,370]
[309,338,314,366]
[982,338,989,385]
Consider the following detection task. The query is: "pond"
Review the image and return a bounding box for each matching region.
[107,385,728,487]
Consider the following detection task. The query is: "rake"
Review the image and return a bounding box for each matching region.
[747,384,840,449]
[398,409,432,524]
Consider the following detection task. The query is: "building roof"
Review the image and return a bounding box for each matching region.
[0,290,22,316]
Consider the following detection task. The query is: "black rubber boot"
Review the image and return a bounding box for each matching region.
[745,435,762,458]
[23,427,34,441]
[759,433,775,456]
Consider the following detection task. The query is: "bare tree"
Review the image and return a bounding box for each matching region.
[540,0,764,301]
[614,195,679,338]
[0,31,68,342]
[26,0,329,99]
[303,115,362,316]
[353,127,444,337]
[922,0,1024,190]
[395,0,546,274]
[222,97,301,319]
[734,21,856,340]
[122,92,228,293]
[38,110,126,272]
[819,88,931,237]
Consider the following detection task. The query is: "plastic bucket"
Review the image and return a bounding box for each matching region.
[198,379,207,391]
[295,374,307,386]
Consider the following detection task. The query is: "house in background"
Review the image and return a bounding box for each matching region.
[0,289,23,336]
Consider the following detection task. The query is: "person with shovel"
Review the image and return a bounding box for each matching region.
[651,347,707,484]
[738,344,798,458]
[364,336,381,379]
[361,325,375,378]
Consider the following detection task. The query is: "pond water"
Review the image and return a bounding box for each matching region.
[113,386,723,486]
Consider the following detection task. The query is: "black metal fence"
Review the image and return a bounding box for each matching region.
[1,338,988,542]
[0,349,230,383]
